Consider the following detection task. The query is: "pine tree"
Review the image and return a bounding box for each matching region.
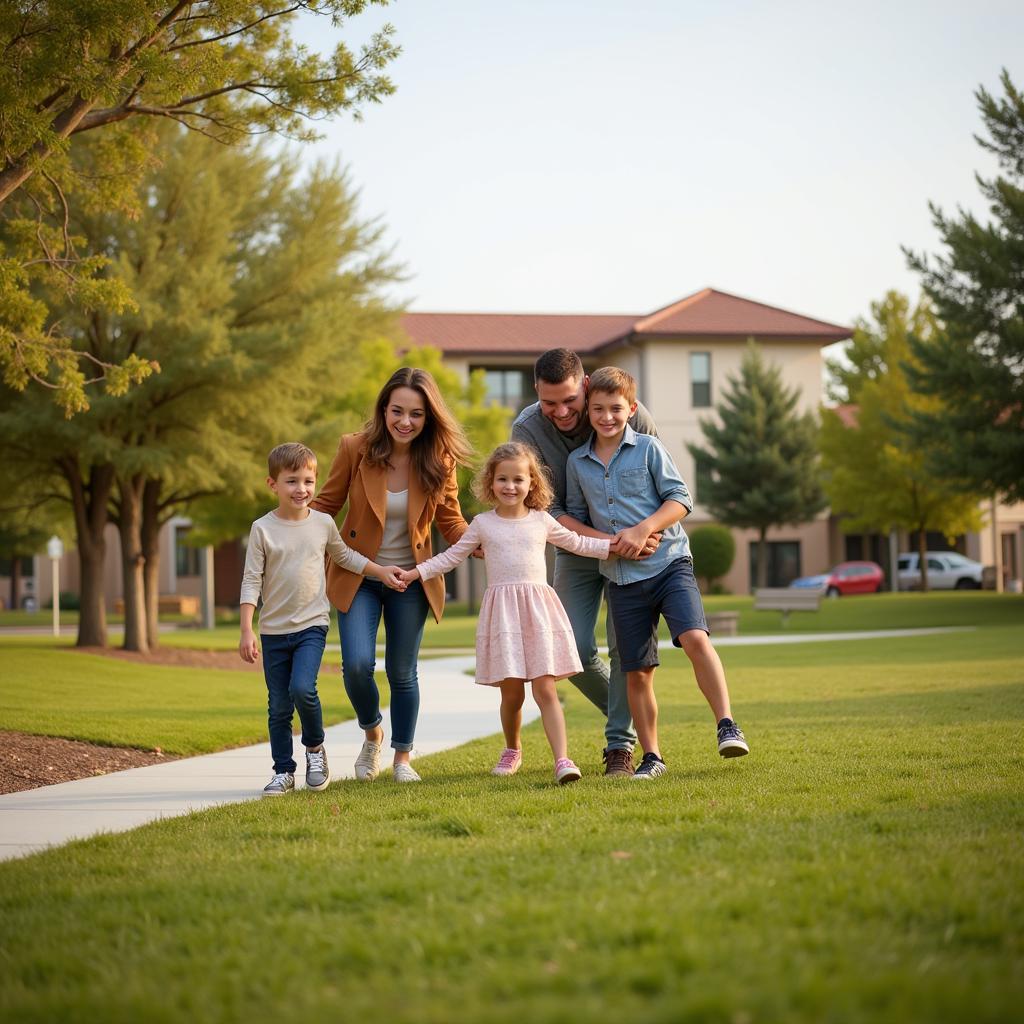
[903,69,1024,502]
[820,292,982,591]
[687,342,826,589]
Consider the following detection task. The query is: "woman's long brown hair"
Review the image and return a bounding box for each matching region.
[362,367,473,499]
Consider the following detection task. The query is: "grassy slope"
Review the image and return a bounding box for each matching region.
[0,641,362,754]
[0,624,1021,1022]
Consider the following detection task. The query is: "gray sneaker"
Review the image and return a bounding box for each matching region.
[263,772,295,796]
[305,748,330,791]
[354,740,382,781]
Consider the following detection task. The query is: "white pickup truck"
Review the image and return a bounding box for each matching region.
[896,552,984,590]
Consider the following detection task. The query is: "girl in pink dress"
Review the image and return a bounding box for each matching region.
[399,442,610,784]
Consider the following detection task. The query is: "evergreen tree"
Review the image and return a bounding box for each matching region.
[820,292,982,591]
[903,69,1024,502]
[688,342,826,589]
[0,126,400,649]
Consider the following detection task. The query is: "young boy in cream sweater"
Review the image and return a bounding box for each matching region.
[239,443,405,796]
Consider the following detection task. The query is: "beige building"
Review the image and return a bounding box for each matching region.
[404,287,848,594]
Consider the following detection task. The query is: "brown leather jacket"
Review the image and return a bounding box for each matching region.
[310,432,468,621]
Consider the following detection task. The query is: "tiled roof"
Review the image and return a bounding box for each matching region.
[631,288,850,340]
[400,312,638,355]
[401,289,851,355]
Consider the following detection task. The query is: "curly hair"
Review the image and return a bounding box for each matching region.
[473,442,553,511]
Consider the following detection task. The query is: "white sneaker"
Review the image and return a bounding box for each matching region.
[354,740,381,781]
[393,763,421,783]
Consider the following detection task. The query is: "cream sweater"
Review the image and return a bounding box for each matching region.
[240,509,368,634]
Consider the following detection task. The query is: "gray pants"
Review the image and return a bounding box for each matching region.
[553,550,637,751]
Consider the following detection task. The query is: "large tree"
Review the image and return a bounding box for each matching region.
[688,342,826,589]
[902,69,1024,503]
[0,1,398,414]
[0,125,400,649]
[820,292,982,591]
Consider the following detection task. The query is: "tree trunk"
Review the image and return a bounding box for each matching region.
[757,528,769,589]
[917,528,929,592]
[10,557,21,611]
[62,461,114,647]
[117,473,149,653]
[141,479,162,649]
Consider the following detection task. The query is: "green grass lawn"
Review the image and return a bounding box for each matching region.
[0,620,1021,1022]
[0,640,366,754]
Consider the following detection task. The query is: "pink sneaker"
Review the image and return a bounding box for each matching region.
[554,757,582,785]
[492,748,522,776]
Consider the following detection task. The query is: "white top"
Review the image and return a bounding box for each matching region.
[240,509,368,634]
[376,488,417,569]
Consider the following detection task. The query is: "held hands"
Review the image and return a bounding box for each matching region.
[239,628,260,664]
[610,528,662,560]
[397,567,421,584]
[374,564,408,591]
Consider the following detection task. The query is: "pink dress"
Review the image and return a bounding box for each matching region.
[416,509,610,685]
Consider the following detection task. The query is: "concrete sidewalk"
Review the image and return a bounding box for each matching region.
[0,654,533,863]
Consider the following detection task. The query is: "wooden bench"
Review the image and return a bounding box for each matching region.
[753,587,822,624]
[706,611,739,636]
[114,594,200,616]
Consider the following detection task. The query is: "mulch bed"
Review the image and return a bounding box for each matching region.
[0,731,176,795]
[1,645,252,795]
[71,644,261,672]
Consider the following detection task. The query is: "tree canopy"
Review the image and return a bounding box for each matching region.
[0,124,401,648]
[903,69,1024,503]
[687,342,826,589]
[0,1,399,414]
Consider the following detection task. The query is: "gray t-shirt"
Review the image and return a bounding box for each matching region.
[511,399,658,520]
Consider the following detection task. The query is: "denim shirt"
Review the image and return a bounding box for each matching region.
[565,425,693,586]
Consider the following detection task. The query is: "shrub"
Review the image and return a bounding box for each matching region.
[689,525,735,592]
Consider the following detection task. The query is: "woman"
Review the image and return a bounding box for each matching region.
[311,367,472,782]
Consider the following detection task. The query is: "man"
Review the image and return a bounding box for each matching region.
[511,348,659,776]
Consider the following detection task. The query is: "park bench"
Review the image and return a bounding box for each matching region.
[753,587,822,625]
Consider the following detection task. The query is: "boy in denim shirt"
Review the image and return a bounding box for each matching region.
[565,368,749,778]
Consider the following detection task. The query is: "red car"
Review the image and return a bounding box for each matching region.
[789,560,885,597]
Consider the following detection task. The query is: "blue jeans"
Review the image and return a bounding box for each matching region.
[337,578,430,752]
[261,625,328,774]
[553,550,637,751]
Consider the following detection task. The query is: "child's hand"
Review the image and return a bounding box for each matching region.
[378,565,408,591]
[638,531,662,559]
[239,629,259,664]
[398,567,421,584]
[611,525,648,559]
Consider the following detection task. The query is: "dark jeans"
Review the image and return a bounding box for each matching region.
[261,625,328,774]
[337,578,430,752]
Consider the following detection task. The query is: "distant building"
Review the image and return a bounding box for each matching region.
[9,287,1020,610]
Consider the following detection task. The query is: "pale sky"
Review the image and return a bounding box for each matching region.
[295,0,1022,331]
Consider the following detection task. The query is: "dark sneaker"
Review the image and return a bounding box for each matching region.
[263,772,295,797]
[305,748,330,791]
[603,747,635,777]
[632,752,667,779]
[717,718,749,758]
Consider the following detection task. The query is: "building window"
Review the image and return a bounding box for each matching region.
[694,458,714,503]
[691,352,711,408]
[749,541,801,588]
[472,367,533,413]
[0,557,33,576]
[175,526,202,577]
